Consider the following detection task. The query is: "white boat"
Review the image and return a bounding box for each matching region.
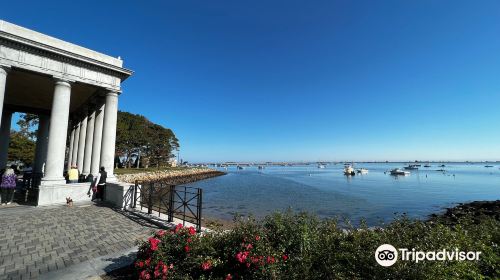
[258,165,265,170]
[390,168,410,176]
[344,165,355,176]
[356,168,368,174]
[317,164,326,169]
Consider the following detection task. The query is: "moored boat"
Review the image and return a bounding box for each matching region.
[356,168,369,174]
[344,165,355,176]
[404,164,418,170]
[390,168,410,176]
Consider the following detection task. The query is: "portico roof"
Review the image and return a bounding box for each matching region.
[0,20,133,81]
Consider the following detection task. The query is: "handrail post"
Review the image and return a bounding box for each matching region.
[133,181,138,208]
[197,188,202,232]
[148,183,153,214]
[168,185,174,222]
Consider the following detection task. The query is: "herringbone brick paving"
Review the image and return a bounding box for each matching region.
[0,203,159,280]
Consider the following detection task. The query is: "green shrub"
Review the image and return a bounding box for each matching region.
[134,212,499,279]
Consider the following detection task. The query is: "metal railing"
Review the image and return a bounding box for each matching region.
[132,180,203,232]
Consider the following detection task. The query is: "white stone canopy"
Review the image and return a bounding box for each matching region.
[0,20,133,205]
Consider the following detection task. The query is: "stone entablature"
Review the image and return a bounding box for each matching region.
[0,20,132,91]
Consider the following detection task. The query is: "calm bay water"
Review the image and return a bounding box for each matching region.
[185,163,500,226]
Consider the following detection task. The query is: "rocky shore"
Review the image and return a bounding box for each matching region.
[116,168,226,184]
[429,200,500,225]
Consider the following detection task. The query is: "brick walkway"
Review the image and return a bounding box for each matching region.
[0,203,160,280]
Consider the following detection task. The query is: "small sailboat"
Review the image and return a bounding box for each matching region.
[237,166,244,170]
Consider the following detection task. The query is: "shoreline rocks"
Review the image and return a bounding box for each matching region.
[428,200,500,225]
[116,168,226,184]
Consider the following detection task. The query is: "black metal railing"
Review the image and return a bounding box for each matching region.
[132,180,203,232]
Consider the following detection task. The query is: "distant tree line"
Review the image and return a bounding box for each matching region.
[7,111,179,168]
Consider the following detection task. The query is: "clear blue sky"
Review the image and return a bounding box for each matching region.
[2,1,500,162]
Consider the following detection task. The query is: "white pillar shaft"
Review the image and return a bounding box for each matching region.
[71,122,80,166]
[67,127,75,171]
[34,115,50,173]
[82,110,95,176]
[43,80,71,183]
[90,101,105,176]
[0,111,12,168]
[100,92,119,179]
[76,113,87,173]
[0,67,8,130]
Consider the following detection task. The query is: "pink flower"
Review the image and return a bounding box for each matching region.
[184,245,191,252]
[145,258,151,267]
[187,238,192,243]
[246,244,253,250]
[135,261,144,268]
[282,254,289,261]
[139,270,151,280]
[154,270,161,278]
[174,223,183,233]
[266,256,275,264]
[162,264,168,274]
[188,226,196,235]
[235,251,249,263]
[225,274,233,280]
[148,237,161,251]
[156,230,166,237]
[255,235,260,241]
[201,261,212,271]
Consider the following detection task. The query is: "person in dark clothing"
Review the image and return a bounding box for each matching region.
[95,167,107,201]
[87,167,107,201]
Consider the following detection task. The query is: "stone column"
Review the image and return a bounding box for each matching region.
[82,109,95,177]
[0,66,9,130]
[90,100,105,177]
[100,91,119,180]
[76,109,88,174]
[42,79,72,184]
[67,125,75,171]
[34,115,50,174]
[0,111,12,168]
[71,121,80,167]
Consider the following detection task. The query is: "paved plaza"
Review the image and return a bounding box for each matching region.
[0,203,160,280]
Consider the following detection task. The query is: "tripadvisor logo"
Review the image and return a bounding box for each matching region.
[375,244,482,267]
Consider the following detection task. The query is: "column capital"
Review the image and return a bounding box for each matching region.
[53,77,74,87]
[105,90,120,98]
[0,64,10,75]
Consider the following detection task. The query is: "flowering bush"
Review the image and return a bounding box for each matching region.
[135,212,499,279]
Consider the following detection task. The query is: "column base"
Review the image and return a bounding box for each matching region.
[40,177,66,186]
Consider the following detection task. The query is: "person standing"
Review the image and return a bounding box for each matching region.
[1,165,17,205]
[95,167,107,201]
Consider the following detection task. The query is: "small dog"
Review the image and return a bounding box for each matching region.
[66,197,73,207]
